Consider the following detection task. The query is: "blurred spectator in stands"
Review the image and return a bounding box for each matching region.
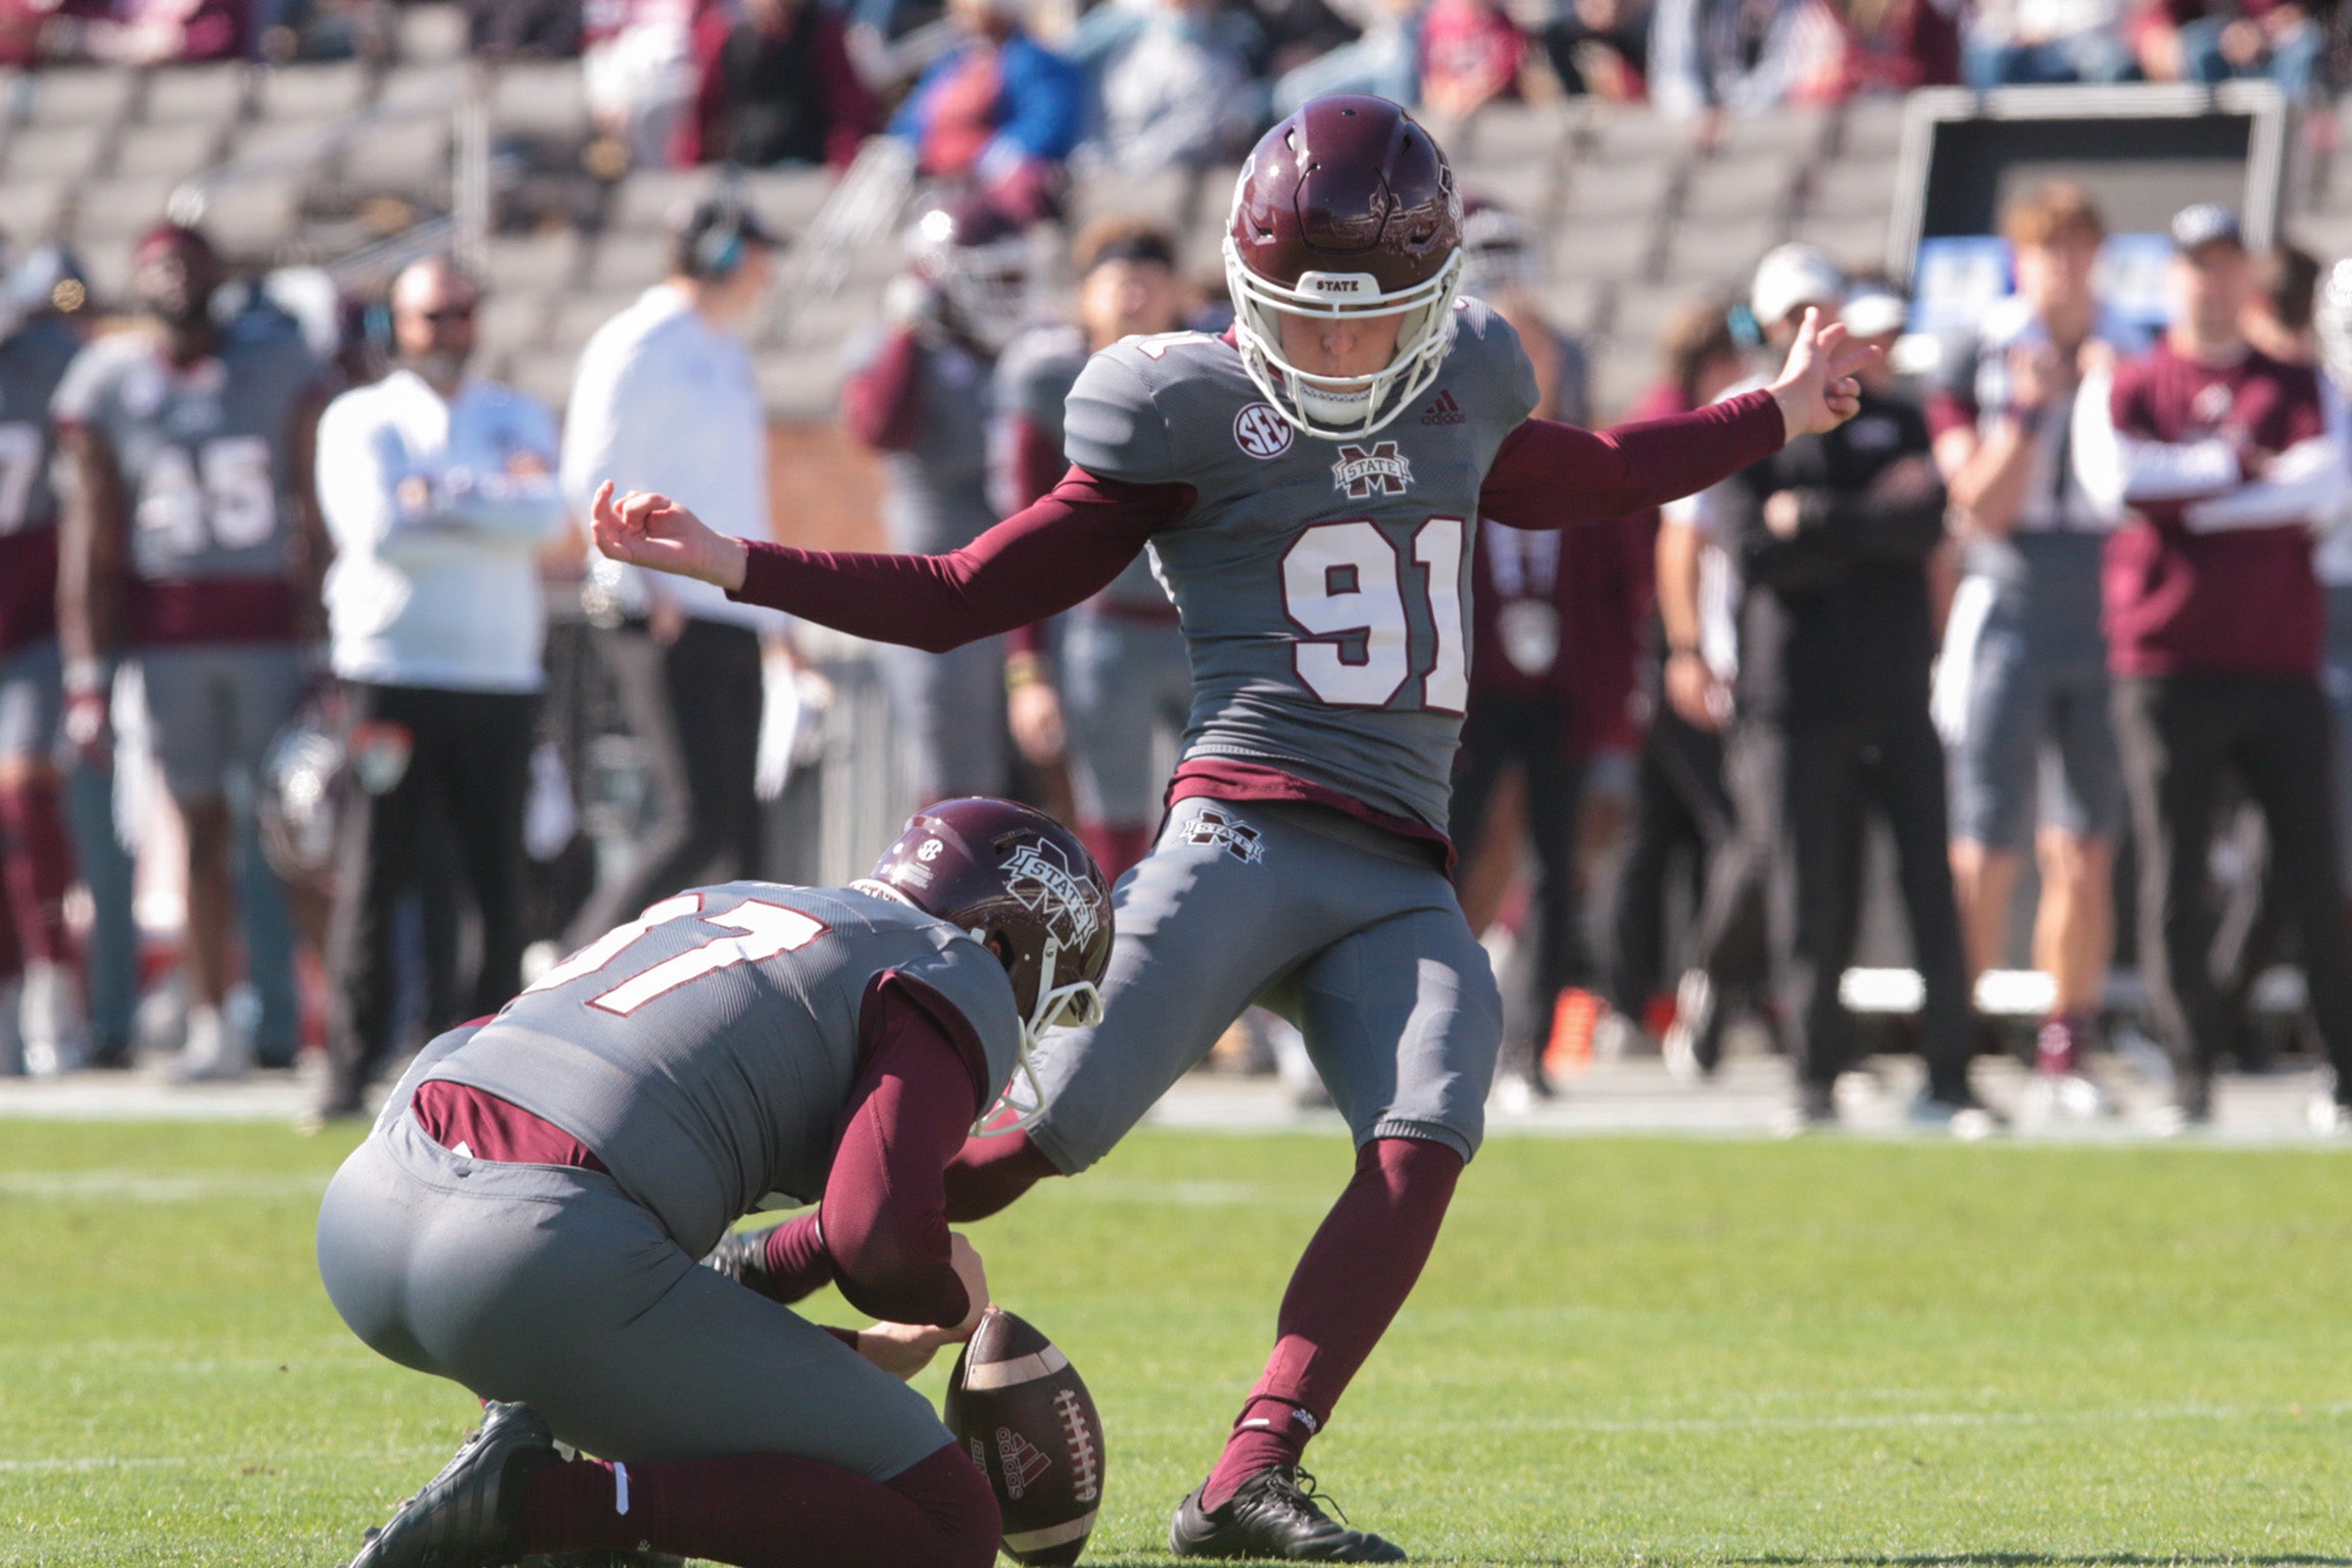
[1608,297,1754,1057]
[846,197,1030,806]
[996,218,1190,878]
[49,0,246,61]
[465,0,581,56]
[1542,0,1651,97]
[585,0,706,171]
[2079,205,2352,1129]
[1961,0,2135,84]
[893,0,1085,222]
[2133,0,2325,96]
[1273,0,1421,112]
[1250,0,1361,75]
[1074,0,1265,172]
[0,247,92,1077]
[56,226,324,1084]
[564,194,781,944]
[683,0,878,170]
[1879,0,1962,84]
[311,258,566,1127]
[2248,243,2322,365]
[1650,0,1849,133]
[1419,0,1534,119]
[1930,183,2145,1122]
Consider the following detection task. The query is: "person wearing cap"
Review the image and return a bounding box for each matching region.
[2075,203,2352,1130]
[563,193,784,947]
[845,196,1034,810]
[1661,244,1984,1130]
[307,257,568,1127]
[995,218,1191,879]
[1927,182,2148,1121]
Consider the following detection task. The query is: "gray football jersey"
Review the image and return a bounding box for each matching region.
[419,881,1021,1256]
[847,327,998,556]
[51,326,318,583]
[997,322,1171,612]
[0,318,80,539]
[1061,298,1539,836]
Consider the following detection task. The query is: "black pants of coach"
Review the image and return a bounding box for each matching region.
[2112,672,2352,1100]
[324,683,538,1111]
[1450,690,1588,1045]
[1612,702,1768,1014]
[1730,708,1974,1097]
[572,616,764,945]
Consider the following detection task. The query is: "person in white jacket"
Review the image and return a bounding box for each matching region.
[311,256,569,1126]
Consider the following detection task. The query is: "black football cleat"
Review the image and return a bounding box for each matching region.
[346,1401,563,1568]
[701,1228,771,1294]
[1169,1466,1406,1562]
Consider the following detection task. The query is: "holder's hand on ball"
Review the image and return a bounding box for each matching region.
[591,479,749,591]
[855,1236,993,1381]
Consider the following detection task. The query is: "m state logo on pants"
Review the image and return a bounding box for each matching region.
[1332,442,1412,498]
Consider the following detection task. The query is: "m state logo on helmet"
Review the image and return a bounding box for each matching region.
[1223,94,1465,442]
[859,798,1114,1136]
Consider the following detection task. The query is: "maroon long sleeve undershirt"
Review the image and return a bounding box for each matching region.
[731,391,1787,652]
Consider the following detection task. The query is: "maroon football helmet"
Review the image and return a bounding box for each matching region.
[1224,94,1464,440]
[859,798,1113,1135]
[906,195,1033,355]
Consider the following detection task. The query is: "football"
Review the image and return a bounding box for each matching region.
[944,1306,1105,1566]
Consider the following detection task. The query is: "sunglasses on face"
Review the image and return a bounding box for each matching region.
[412,305,478,325]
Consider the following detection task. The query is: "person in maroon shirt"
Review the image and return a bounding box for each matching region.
[2076,203,2352,1129]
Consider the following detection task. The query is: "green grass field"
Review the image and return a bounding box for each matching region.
[8,1121,2352,1566]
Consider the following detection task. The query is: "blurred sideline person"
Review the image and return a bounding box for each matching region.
[564,192,782,944]
[56,224,324,1081]
[1606,298,1756,1044]
[1677,247,1984,1129]
[1448,194,1612,1096]
[845,196,1031,808]
[0,246,90,1074]
[2080,206,2352,1129]
[310,258,569,1128]
[1929,182,2145,1118]
[997,218,1191,879]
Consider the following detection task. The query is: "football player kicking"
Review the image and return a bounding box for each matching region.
[595,94,1871,1563]
[315,799,1112,1568]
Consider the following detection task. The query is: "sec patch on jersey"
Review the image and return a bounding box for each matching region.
[944,1307,1104,1565]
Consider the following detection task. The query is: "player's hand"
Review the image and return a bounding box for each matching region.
[855,1320,946,1380]
[63,689,111,764]
[590,480,749,591]
[948,1233,991,1340]
[1008,678,1065,765]
[1664,649,1726,732]
[1766,308,1877,439]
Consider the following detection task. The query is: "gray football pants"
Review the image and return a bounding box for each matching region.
[1025,795,1503,1174]
[315,1031,955,1482]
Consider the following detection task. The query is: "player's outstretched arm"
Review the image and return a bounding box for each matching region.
[1765,308,1876,439]
[590,479,751,590]
[596,467,1192,655]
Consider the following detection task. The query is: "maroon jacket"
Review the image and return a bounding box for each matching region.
[2095,341,2330,680]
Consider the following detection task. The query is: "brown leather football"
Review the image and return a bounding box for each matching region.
[944,1306,1105,1566]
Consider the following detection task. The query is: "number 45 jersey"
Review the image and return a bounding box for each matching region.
[51,323,318,646]
[1062,299,1539,841]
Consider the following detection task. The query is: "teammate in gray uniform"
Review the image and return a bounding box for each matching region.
[1929,183,2143,1117]
[846,196,1033,804]
[55,224,323,1081]
[595,94,1870,1561]
[999,219,1194,876]
[317,797,1111,1568]
[0,278,88,1074]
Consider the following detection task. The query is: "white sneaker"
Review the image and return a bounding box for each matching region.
[0,976,22,1075]
[2309,1095,2352,1137]
[173,1004,251,1083]
[20,960,88,1077]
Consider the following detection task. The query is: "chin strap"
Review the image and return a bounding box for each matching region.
[969,941,1102,1139]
